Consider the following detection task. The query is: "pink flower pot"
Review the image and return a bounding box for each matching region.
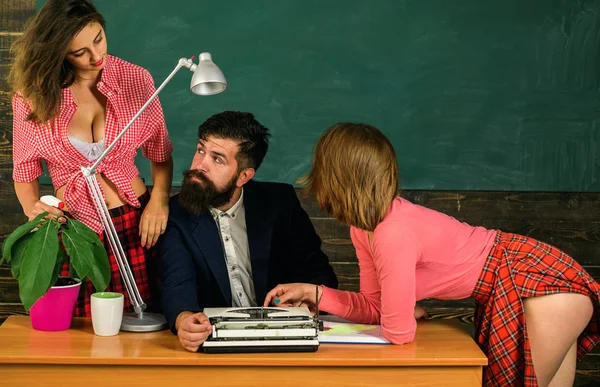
[29,277,81,331]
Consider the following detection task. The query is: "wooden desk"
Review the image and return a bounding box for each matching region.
[0,316,487,386]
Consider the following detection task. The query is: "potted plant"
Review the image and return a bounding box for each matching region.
[1,212,110,331]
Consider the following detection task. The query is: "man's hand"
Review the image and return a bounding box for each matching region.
[175,311,212,352]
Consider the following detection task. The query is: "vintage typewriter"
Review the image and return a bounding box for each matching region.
[201,306,320,353]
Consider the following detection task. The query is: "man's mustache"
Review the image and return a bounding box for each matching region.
[183,169,209,183]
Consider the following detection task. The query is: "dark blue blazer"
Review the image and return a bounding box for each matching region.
[157,180,338,332]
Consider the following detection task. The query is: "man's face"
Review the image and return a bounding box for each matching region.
[178,136,241,214]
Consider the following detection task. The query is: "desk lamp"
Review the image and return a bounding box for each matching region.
[82,53,227,332]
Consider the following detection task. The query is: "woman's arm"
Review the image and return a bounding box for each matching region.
[318,228,385,323]
[262,228,381,314]
[139,157,173,248]
[12,94,63,221]
[150,157,173,200]
[319,224,422,345]
[264,225,424,345]
[14,181,64,221]
[136,68,174,248]
[14,180,40,218]
[369,223,422,344]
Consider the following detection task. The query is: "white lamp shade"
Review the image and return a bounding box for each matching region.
[190,52,227,95]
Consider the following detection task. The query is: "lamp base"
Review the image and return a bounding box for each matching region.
[120,312,169,332]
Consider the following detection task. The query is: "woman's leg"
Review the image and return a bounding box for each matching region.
[548,342,577,387]
[524,293,593,386]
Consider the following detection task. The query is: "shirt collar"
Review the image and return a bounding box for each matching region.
[61,54,119,107]
[210,188,244,220]
[96,54,120,94]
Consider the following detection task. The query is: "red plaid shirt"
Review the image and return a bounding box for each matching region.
[12,55,173,233]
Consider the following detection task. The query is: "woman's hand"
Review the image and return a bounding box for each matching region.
[29,199,66,223]
[264,283,323,313]
[414,304,429,320]
[139,195,169,248]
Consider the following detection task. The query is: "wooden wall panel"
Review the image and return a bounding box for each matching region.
[0,1,598,384]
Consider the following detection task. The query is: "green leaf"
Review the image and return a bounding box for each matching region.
[88,242,110,292]
[10,232,35,279]
[62,219,109,292]
[49,248,67,288]
[2,212,47,265]
[18,220,60,311]
[62,226,95,283]
[67,218,102,244]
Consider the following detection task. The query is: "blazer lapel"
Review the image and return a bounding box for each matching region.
[192,214,232,305]
[244,183,272,304]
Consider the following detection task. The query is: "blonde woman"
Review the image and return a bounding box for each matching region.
[264,123,600,387]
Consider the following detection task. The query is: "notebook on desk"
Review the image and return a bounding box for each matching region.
[318,316,391,344]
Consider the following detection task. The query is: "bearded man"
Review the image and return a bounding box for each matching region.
[157,111,338,352]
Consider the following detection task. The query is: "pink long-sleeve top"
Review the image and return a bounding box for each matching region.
[319,197,497,344]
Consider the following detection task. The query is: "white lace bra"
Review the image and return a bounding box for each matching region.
[68,135,107,162]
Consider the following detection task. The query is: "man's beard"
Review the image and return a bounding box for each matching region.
[178,169,238,215]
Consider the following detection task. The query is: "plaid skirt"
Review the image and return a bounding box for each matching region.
[472,231,600,386]
[61,191,159,317]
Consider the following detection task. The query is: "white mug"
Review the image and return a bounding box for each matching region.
[91,292,124,336]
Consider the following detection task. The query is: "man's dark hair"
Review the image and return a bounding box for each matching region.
[198,111,271,171]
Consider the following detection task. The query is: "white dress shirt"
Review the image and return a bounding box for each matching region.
[210,189,257,307]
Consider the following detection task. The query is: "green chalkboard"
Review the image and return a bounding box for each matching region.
[37,0,600,191]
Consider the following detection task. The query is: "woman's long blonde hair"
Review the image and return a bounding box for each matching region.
[8,0,105,123]
[300,123,399,231]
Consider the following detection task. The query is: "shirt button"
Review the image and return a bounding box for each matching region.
[224,236,229,242]
[97,81,104,87]
[232,266,236,271]
[238,292,242,297]
[220,213,226,217]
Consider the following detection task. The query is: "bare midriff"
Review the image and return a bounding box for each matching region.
[55,174,147,211]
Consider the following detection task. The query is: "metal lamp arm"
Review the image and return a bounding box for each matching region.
[88,57,196,174]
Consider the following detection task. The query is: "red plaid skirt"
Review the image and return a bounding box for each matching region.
[472,231,600,386]
[61,191,159,317]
